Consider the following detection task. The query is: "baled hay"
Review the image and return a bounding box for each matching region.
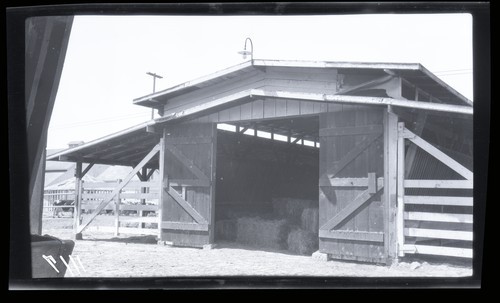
[272,198,315,224]
[301,208,319,233]
[215,219,237,241]
[235,217,290,250]
[287,228,319,255]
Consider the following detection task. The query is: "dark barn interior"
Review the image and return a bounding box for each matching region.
[214,116,320,254]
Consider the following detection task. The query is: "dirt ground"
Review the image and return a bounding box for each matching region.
[40,216,472,278]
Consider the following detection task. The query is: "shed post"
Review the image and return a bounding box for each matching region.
[114,179,122,236]
[73,162,82,240]
[139,167,148,229]
[157,134,166,239]
[383,107,399,264]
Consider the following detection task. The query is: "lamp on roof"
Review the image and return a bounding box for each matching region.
[238,37,254,61]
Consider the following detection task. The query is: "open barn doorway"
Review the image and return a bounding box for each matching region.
[214,116,320,255]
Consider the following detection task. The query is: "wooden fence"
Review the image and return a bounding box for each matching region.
[44,180,160,235]
[397,123,473,259]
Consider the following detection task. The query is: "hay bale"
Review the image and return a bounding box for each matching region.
[215,219,237,241]
[287,228,318,255]
[235,217,290,250]
[272,198,315,224]
[301,208,319,233]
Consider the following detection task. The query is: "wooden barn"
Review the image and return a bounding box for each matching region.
[46,59,473,264]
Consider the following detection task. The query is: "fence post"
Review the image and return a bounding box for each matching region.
[77,180,84,227]
[73,162,83,240]
[397,122,406,257]
[114,179,122,236]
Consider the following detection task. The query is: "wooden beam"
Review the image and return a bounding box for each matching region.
[77,144,160,234]
[164,136,213,145]
[336,75,394,95]
[59,155,158,169]
[319,188,382,231]
[145,168,156,181]
[404,228,472,241]
[396,122,405,257]
[81,162,95,178]
[114,179,121,236]
[166,144,209,181]
[404,212,473,224]
[404,112,428,177]
[404,179,473,189]
[402,244,472,258]
[250,89,473,115]
[384,109,399,262]
[82,204,158,212]
[161,221,209,232]
[319,125,383,137]
[73,162,82,237]
[136,172,145,182]
[168,179,210,187]
[404,195,473,207]
[166,186,208,224]
[402,128,473,180]
[319,177,385,188]
[329,133,382,178]
[319,230,384,243]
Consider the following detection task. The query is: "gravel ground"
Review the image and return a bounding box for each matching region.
[40,217,473,278]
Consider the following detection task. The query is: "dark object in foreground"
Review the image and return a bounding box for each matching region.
[31,234,75,278]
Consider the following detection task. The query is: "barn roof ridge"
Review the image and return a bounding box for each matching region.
[133,59,471,107]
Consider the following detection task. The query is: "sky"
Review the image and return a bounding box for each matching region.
[47,14,473,149]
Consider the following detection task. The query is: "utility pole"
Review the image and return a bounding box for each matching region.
[146,72,163,119]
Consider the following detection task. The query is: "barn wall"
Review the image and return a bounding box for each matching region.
[215,130,319,219]
[163,67,394,119]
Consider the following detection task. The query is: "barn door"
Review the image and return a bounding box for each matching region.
[318,109,386,263]
[159,121,217,247]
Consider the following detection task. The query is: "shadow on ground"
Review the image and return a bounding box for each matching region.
[82,235,159,244]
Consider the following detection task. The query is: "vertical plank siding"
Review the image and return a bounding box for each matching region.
[319,108,386,263]
[160,121,217,247]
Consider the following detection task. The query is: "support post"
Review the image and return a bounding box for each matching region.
[139,167,147,229]
[397,122,406,257]
[158,134,167,240]
[73,162,82,240]
[114,179,122,236]
[383,107,399,264]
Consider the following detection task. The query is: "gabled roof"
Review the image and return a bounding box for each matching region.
[48,59,472,167]
[133,59,472,108]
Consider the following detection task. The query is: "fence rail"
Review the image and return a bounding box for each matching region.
[397,123,473,260]
[44,180,160,235]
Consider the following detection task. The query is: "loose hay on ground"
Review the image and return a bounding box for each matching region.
[287,228,318,255]
[235,217,290,250]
